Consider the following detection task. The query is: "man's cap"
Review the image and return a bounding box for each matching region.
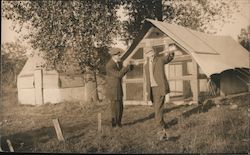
[108,47,124,56]
[168,43,178,52]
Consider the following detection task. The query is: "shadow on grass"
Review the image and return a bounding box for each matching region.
[158,135,181,142]
[0,121,92,152]
[168,135,180,141]
[1,127,55,152]
[123,105,186,126]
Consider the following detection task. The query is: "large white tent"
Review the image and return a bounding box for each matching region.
[120,19,249,105]
[144,19,249,77]
[122,19,249,76]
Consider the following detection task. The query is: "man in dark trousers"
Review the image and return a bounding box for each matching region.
[106,47,133,128]
[144,44,176,140]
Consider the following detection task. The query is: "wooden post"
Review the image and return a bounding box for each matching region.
[191,59,199,104]
[97,113,102,133]
[164,37,172,103]
[220,89,226,97]
[52,119,65,142]
[84,67,97,102]
[6,139,14,152]
[122,82,127,101]
[34,69,43,105]
[141,43,147,103]
[144,40,152,105]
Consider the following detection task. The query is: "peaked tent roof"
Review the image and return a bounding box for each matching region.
[122,19,249,77]
[18,52,58,77]
[19,47,84,77]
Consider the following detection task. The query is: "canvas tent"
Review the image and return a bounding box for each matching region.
[17,51,88,105]
[121,19,249,105]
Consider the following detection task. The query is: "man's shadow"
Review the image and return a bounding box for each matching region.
[123,104,185,126]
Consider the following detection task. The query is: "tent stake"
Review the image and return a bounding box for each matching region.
[98,113,102,133]
[53,119,65,142]
[6,139,14,152]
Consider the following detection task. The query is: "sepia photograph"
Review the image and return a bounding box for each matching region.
[1,0,249,154]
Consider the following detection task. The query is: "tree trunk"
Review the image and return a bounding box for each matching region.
[84,67,99,103]
[93,71,100,102]
[155,0,163,21]
[14,70,17,87]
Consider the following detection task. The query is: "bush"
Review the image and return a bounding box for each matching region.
[1,42,27,88]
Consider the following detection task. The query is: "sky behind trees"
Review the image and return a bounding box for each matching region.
[1,0,250,50]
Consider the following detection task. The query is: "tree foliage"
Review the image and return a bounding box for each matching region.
[121,0,239,44]
[238,25,250,52]
[2,0,120,74]
[1,41,27,87]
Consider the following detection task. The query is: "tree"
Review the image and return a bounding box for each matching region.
[1,41,27,88]
[121,0,239,44]
[2,0,121,102]
[238,25,250,52]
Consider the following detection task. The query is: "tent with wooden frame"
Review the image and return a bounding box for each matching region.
[121,19,249,105]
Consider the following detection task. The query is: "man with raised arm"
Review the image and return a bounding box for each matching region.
[144,43,176,140]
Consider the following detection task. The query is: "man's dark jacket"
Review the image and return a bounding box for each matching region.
[106,59,130,100]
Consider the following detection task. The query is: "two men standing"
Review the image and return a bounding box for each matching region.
[106,44,176,139]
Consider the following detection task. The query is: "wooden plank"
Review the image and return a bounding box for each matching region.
[34,69,44,105]
[124,100,148,105]
[122,82,127,100]
[98,113,102,133]
[143,58,147,101]
[58,73,84,77]
[181,104,203,118]
[168,75,193,81]
[123,78,144,83]
[191,59,199,104]
[129,59,144,64]
[194,51,219,55]
[123,42,145,65]
[143,38,166,47]
[6,139,14,152]
[52,119,65,142]
[172,55,192,62]
[166,100,215,127]
[143,27,156,39]
[182,100,215,118]
[222,92,249,100]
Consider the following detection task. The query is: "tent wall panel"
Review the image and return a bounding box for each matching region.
[17,76,34,89]
[199,79,209,92]
[43,74,59,89]
[43,88,61,103]
[220,70,248,96]
[58,87,85,102]
[59,75,84,88]
[18,88,36,105]
[43,87,85,103]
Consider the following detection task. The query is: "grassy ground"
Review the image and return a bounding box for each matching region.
[0,88,249,153]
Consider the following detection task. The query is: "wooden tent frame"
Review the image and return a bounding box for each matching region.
[122,27,207,105]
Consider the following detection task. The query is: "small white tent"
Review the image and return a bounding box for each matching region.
[17,52,86,105]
